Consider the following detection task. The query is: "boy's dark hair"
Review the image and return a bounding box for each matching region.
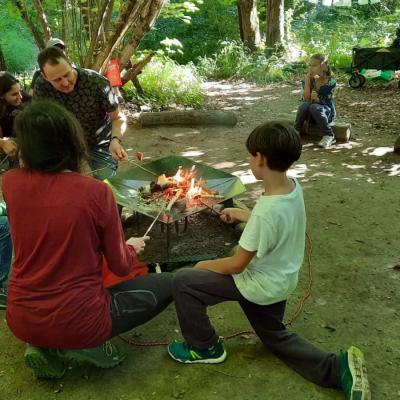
[246,121,302,172]
[15,100,88,173]
[0,71,19,97]
[310,53,332,77]
[37,46,71,73]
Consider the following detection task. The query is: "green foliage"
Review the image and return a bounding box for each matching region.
[292,5,400,71]
[0,0,37,73]
[197,41,290,83]
[123,56,205,108]
[140,0,239,64]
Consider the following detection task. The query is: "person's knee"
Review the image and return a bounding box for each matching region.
[298,102,311,113]
[172,268,194,293]
[309,103,322,116]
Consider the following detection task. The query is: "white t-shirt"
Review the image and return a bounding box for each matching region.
[233,179,306,305]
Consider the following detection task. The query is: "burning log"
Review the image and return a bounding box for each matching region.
[166,189,183,213]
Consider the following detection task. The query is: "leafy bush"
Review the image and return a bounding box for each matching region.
[123,56,205,108]
[197,41,290,83]
[140,0,239,64]
[292,6,400,71]
[0,2,37,73]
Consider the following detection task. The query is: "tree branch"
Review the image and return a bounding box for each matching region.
[32,0,52,42]
[14,0,46,49]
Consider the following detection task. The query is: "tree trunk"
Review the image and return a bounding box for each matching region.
[0,43,6,70]
[266,0,284,48]
[119,0,165,69]
[121,52,154,85]
[93,0,142,72]
[138,110,238,127]
[61,0,68,44]
[14,0,46,50]
[32,0,52,42]
[84,0,114,67]
[237,0,260,51]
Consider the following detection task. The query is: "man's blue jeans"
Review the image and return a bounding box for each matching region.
[89,144,118,181]
[0,216,12,288]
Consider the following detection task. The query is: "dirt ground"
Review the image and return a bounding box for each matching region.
[1,79,400,399]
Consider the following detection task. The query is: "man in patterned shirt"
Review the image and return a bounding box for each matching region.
[33,47,128,179]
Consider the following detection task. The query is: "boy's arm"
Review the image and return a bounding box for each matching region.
[194,246,255,275]
[221,208,251,223]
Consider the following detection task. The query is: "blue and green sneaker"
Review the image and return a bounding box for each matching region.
[168,340,227,364]
[339,346,371,400]
[24,346,66,379]
[57,340,126,369]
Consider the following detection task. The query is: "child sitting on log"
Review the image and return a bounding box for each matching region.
[167,121,371,400]
[294,54,337,149]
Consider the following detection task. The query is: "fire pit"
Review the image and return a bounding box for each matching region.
[106,155,246,259]
[106,155,246,223]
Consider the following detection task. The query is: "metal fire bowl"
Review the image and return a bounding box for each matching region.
[105,155,246,223]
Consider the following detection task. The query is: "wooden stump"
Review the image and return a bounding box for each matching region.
[138,110,238,127]
[303,121,351,143]
[395,135,400,153]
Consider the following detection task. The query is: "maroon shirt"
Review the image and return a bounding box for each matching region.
[3,169,138,349]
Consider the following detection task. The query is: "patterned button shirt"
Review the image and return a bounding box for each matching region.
[34,68,118,149]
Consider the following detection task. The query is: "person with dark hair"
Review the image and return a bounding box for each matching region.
[33,46,128,180]
[29,38,66,96]
[294,54,337,149]
[0,72,30,162]
[0,202,12,309]
[2,100,172,379]
[167,121,371,400]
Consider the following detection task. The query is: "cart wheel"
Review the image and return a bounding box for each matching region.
[349,74,365,88]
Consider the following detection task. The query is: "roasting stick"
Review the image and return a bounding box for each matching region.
[126,158,158,177]
[143,208,165,237]
[199,199,222,216]
[0,155,10,170]
[85,156,157,177]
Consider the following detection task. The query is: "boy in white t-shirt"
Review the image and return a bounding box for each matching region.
[168,121,371,400]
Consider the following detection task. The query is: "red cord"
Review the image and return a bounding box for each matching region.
[119,233,313,347]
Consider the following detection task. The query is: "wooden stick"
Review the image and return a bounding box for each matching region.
[166,189,182,212]
[126,158,158,177]
[0,155,10,169]
[143,208,165,237]
[199,199,222,215]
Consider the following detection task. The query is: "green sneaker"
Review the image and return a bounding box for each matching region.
[339,346,371,400]
[24,346,66,379]
[0,287,7,310]
[58,341,126,369]
[168,340,227,364]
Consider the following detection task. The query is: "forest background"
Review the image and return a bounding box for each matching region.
[1,0,400,108]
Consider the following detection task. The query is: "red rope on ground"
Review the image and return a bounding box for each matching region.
[119,233,313,347]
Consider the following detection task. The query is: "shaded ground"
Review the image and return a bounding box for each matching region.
[1,79,400,399]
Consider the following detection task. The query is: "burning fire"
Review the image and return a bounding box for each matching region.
[144,165,219,212]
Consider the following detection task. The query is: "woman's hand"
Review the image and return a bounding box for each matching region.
[310,90,319,102]
[126,236,150,254]
[0,139,17,156]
